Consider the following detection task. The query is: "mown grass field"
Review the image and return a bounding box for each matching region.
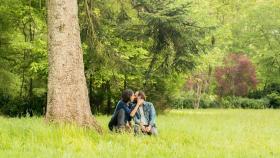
[0,109,279,158]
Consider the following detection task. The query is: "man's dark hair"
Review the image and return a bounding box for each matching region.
[121,89,134,103]
[137,91,146,100]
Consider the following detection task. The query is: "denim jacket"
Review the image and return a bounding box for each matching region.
[133,101,156,127]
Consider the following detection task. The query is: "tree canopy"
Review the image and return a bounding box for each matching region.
[0,0,279,116]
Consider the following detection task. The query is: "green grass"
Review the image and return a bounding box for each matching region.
[0,109,280,158]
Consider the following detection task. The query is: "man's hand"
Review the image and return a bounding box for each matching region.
[145,125,152,132]
[141,125,146,132]
[137,97,144,106]
[130,98,144,117]
[140,122,146,132]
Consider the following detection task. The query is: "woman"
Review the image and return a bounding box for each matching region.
[108,89,143,132]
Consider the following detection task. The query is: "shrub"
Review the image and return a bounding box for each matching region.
[200,95,218,108]
[171,94,219,109]
[171,97,194,109]
[249,83,280,99]
[172,95,270,109]
[1,97,28,117]
[267,92,280,108]
[0,95,46,117]
[0,91,11,109]
[219,97,269,109]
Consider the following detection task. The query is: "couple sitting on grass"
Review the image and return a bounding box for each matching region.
[108,89,157,136]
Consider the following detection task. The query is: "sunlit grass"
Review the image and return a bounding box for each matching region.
[0,109,279,158]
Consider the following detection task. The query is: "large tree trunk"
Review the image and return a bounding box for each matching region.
[46,0,101,133]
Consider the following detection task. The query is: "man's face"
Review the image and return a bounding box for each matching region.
[130,93,136,102]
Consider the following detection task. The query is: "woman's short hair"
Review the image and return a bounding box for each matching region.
[121,89,134,103]
[137,91,146,100]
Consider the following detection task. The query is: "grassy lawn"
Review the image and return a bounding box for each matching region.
[0,109,279,158]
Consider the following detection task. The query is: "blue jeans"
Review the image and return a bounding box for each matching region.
[108,109,126,131]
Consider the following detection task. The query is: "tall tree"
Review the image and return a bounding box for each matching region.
[46,0,101,132]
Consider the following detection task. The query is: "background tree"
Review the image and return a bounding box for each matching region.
[0,0,47,116]
[215,53,257,97]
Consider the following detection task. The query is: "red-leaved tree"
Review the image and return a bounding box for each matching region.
[215,53,257,97]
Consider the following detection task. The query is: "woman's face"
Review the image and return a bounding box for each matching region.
[133,92,139,102]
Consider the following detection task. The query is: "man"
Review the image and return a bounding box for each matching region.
[108,89,143,132]
[133,91,158,136]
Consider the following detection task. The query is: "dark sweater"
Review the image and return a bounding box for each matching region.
[112,100,133,122]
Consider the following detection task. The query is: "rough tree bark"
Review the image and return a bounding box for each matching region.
[46,0,102,133]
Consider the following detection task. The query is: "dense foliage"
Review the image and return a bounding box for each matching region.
[0,0,279,116]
